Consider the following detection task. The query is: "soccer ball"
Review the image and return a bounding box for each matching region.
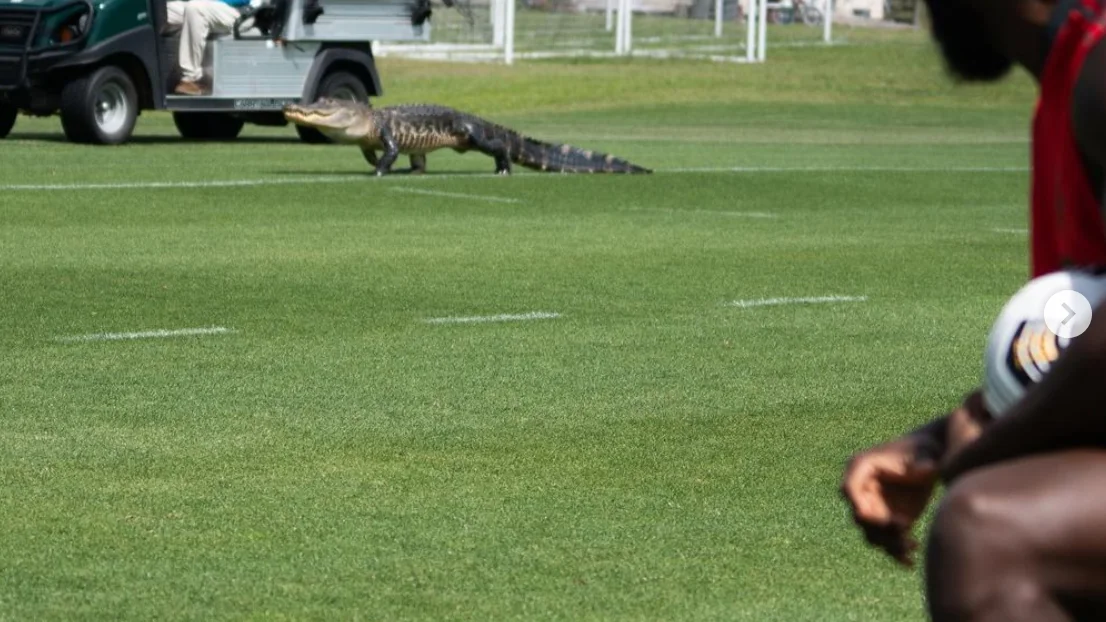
[982,269,1106,417]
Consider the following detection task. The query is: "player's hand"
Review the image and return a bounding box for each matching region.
[840,434,941,567]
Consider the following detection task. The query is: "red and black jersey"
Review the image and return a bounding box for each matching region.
[1031,0,1106,276]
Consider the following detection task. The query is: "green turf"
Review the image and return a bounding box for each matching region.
[0,27,1037,620]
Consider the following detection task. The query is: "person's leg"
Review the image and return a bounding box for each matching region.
[176,0,241,93]
[925,449,1106,621]
[164,0,186,32]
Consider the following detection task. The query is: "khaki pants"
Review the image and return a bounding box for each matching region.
[165,0,241,82]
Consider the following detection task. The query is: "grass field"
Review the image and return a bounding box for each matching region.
[0,26,1039,620]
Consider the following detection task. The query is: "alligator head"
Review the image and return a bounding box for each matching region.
[283,98,375,143]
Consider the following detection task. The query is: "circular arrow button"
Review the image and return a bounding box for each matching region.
[1044,289,1093,338]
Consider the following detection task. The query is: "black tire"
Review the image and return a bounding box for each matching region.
[296,70,369,144]
[0,103,16,138]
[172,112,246,140]
[59,65,138,144]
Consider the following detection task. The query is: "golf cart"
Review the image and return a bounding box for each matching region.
[0,0,432,143]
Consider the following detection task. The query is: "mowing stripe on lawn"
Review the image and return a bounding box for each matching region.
[390,187,520,203]
[422,312,561,324]
[726,295,869,308]
[55,326,235,343]
[0,166,1030,191]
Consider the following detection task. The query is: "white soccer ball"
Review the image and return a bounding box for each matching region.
[982,269,1106,417]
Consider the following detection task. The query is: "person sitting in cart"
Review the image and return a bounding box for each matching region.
[164,0,252,95]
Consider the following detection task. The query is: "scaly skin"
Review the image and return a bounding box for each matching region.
[282,99,652,175]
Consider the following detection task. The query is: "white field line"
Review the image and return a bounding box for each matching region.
[390,187,520,203]
[422,311,561,324]
[627,207,777,218]
[727,295,868,308]
[670,166,1028,173]
[56,326,234,343]
[509,135,1030,145]
[992,227,1028,234]
[0,166,1030,192]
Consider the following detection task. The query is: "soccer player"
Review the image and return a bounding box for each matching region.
[840,0,1106,619]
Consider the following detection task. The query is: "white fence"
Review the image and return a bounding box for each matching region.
[372,0,839,64]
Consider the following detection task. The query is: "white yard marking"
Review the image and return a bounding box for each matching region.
[390,187,520,203]
[670,166,1028,173]
[422,311,561,324]
[627,207,777,218]
[727,295,868,308]
[0,166,1029,192]
[56,326,234,343]
[508,133,1029,146]
[992,227,1028,234]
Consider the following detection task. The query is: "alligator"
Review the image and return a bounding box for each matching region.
[282,99,652,176]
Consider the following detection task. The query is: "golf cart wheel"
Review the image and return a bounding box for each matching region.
[296,70,368,144]
[59,65,138,144]
[0,103,16,138]
[172,112,245,140]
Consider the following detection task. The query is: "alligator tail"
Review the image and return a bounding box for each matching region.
[510,135,651,174]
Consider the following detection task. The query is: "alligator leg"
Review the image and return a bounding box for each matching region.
[361,146,378,168]
[374,131,401,176]
[462,125,511,175]
[472,137,511,174]
[366,145,422,174]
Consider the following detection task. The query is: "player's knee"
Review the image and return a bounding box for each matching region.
[930,479,998,548]
[925,477,1037,619]
[930,472,1031,551]
[930,578,1054,622]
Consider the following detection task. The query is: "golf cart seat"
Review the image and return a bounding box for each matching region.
[232,0,323,39]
